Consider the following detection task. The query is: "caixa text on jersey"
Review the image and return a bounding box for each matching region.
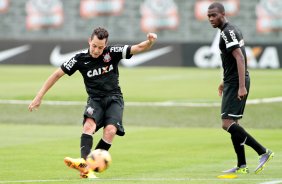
[87,64,114,77]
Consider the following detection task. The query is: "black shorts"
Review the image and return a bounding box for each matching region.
[83,95,125,136]
[221,77,250,120]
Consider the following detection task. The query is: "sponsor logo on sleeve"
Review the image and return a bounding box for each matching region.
[50,46,85,66]
[63,58,77,70]
[110,46,124,52]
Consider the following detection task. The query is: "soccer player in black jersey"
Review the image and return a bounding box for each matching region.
[28,27,157,178]
[207,2,273,174]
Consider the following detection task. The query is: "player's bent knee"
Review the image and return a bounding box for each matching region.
[83,119,96,134]
[104,125,117,137]
[222,119,234,131]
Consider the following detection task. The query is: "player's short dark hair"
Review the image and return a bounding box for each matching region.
[90,27,109,42]
[208,2,225,13]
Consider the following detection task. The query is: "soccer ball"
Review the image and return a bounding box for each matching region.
[86,149,112,172]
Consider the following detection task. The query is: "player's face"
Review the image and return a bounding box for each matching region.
[88,36,107,58]
[207,8,224,28]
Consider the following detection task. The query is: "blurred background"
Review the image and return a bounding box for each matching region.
[0,2,281,181]
[0,0,281,68]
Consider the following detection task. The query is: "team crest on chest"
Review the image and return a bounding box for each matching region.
[103,53,111,63]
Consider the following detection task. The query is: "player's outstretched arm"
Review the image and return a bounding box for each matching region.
[28,68,65,112]
[130,33,157,55]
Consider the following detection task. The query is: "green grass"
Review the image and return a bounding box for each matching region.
[1,103,282,129]
[0,124,281,184]
[1,65,282,101]
[0,65,281,183]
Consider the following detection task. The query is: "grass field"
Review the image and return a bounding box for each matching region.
[0,65,281,184]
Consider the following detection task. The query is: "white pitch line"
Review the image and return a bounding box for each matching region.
[0,179,74,183]
[0,96,281,107]
[1,178,282,183]
[260,180,282,184]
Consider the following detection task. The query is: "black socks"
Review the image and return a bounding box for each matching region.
[228,123,266,166]
[230,133,246,167]
[80,134,111,159]
[80,133,93,160]
[95,138,111,151]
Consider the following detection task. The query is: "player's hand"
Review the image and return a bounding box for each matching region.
[147,33,157,43]
[238,87,247,100]
[28,96,42,112]
[218,82,224,97]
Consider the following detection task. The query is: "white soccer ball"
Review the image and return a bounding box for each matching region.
[86,149,112,172]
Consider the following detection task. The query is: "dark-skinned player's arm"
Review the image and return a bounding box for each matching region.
[232,48,247,100]
[130,33,157,55]
[28,68,65,112]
